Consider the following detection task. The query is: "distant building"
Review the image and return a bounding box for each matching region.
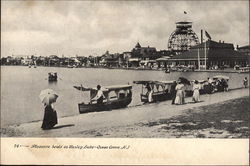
[129,42,159,67]
[100,51,120,67]
[131,42,158,60]
[167,40,248,69]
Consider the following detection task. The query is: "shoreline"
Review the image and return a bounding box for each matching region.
[1,87,249,137]
[1,65,248,73]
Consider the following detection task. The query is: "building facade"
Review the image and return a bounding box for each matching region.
[166,40,248,69]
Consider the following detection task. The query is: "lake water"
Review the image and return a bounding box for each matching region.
[1,66,248,127]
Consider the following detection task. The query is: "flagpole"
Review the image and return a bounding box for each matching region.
[198,48,200,70]
[204,40,206,70]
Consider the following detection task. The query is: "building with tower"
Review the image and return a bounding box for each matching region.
[166,40,248,69]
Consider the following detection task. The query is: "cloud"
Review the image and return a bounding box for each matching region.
[1,1,249,57]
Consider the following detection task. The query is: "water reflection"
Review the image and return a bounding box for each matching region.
[48,81,58,86]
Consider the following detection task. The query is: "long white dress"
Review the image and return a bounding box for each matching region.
[148,90,153,102]
[192,84,200,102]
[175,84,185,105]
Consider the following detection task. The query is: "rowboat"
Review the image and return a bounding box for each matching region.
[133,80,175,103]
[74,84,132,113]
[48,72,57,82]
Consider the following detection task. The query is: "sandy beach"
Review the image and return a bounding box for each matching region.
[1,88,249,138]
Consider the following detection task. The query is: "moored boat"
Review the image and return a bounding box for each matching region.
[133,80,175,103]
[212,75,229,92]
[186,75,230,95]
[74,84,132,113]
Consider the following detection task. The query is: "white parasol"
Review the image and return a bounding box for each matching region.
[39,89,58,105]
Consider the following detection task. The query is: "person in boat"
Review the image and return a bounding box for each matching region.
[170,81,177,105]
[174,81,185,105]
[54,73,57,80]
[94,85,104,105]
[207,77,213,84]
[145,83,153,103]
[41,103,58,130]
[192,80,201,103]
[243,77,248,88]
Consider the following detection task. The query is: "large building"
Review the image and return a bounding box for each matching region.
[130,42,158,59]
[237,45,250,56]
[129,42,158,67]
[237,45,250,65]
[166,40,248,69]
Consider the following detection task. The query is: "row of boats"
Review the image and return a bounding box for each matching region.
[73,75,230,114]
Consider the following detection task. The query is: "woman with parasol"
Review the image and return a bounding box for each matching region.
[39,89,58,130]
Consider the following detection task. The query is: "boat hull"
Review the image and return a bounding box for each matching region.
[78,97,132,114]
[48,76,57,82]
[141,92,172,103]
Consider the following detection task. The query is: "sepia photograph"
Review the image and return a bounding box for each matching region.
[1,0,249,165]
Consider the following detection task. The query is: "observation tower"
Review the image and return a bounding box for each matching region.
[168,21,199,54]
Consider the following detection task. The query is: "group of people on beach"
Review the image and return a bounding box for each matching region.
[40,76,248,130]
[170,79,201,105]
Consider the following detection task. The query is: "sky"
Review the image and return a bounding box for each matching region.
[1,0,249,57]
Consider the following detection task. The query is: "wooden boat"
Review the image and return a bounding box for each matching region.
[74,84,132,114]
[212,75,229,92]
[48,72,58,82]
[186,76,230,95]
[133,80,175,103]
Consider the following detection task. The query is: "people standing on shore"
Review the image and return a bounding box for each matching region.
[174,81,185,105]
[171,81,177,104]
[41,103,58,130]
[192,80,201,103]
[146,83,153,103]
[243,77,248,88]
[221,79,229,92]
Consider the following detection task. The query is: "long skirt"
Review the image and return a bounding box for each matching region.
[175,90,184,105]
[192,89,200,102]
[41,109,58,130]
[148,91,153,103]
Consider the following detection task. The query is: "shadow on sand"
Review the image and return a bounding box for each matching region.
[52,124,75,130]
[186,100,205,104]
